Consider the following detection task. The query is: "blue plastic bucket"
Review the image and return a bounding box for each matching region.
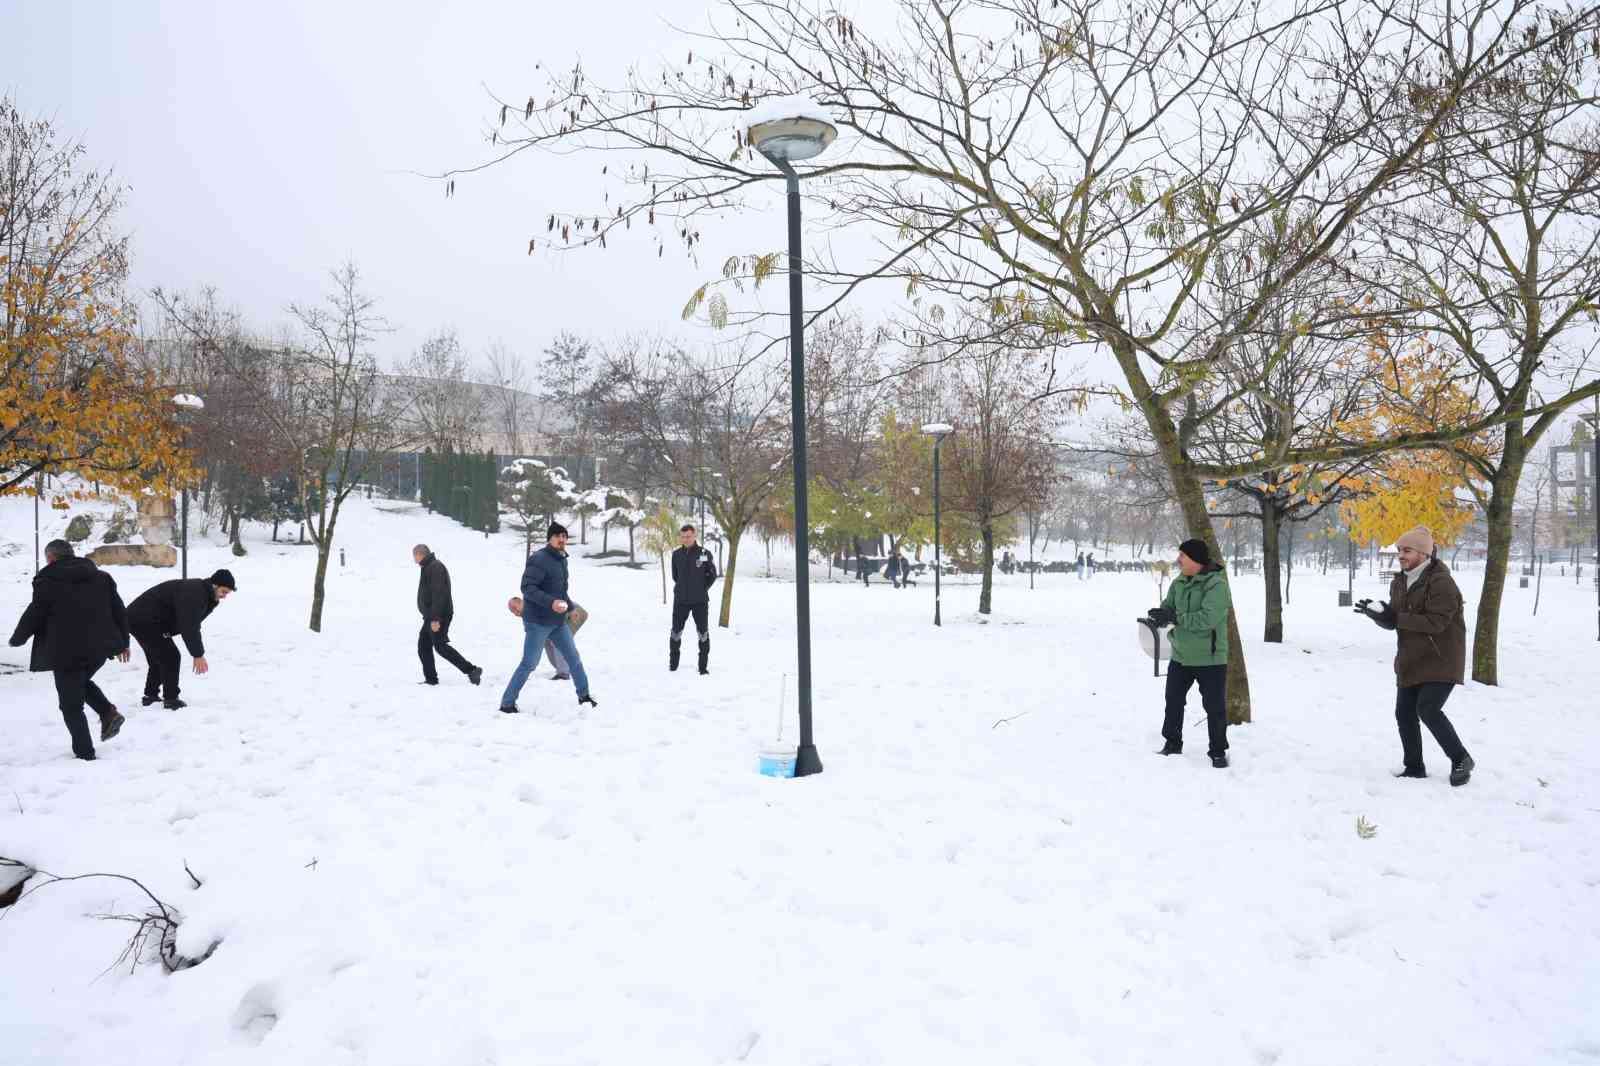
[759,744,796,778]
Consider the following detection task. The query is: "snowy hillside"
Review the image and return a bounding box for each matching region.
[2,494,1598,1066]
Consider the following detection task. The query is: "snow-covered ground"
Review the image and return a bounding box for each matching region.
[3,495,1598,1066]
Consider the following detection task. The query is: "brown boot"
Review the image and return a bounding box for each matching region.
[97,706,125,742]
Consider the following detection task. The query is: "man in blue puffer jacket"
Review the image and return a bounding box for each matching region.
[500,522,598,714]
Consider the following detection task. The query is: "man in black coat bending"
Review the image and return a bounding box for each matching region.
[413,544,483,688]
[8,540,131,760]
[669,524,719,674]
[126,568,235,709]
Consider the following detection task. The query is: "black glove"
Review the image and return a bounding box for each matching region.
[1147,606,1177,627]
[1354,598,1390,622]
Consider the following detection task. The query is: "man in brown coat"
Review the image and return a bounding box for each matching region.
[1355,525,1475,786]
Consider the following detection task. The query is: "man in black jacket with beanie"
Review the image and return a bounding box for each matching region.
[126,568,235,709]
[669,524,718,674]
[413,544,483,687]
[8,540,131,759]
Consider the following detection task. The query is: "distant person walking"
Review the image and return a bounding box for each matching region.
[1354,525,1475,785]
[893,549,913,588]
[8,540,130,760]
[501,523,597,713]
[1146,539,1231,768]
[1087,553,1097,579]
[1076,553,1086,581]
[126,569,235,710]
[413,544,483,688]
[669,524,718,674]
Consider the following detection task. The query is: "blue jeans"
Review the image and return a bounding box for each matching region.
[501,620,589,708]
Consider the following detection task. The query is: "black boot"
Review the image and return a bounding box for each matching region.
[698,638,710,676]
[163,698,187,710]
[97,706,125,742]
[1449,754,1475,787]
[578,693,598,708]
[669,638,681,672]
[499,703,520,714]
[1158,740,1182,756]
[468,667,483,686]
[140,694,160,707]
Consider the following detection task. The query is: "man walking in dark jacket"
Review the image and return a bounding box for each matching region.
[1355,525,1475,786]
[8,540,130,760]
[413,544,483,688]
[126,568,235,709]
[500,522,597,713]
[669,524,718,674]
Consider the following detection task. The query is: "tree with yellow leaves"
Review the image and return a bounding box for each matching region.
[1,97,192,499]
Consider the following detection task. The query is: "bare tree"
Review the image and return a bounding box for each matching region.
[1352,29,1600,684]
[591,337,789,626]
[940,334,1060,614]
[398,327,487,456]
[441,0,1597,722]
[278,261,410,631]
[484,340,534,455]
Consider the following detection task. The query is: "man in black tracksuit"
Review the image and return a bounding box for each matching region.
[126,568,235,709]
[669,524,718,674]
[8,540,131,760]
[413,544,483,687]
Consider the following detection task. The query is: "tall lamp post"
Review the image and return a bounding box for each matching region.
[173,393,205,579]
[749,97,837,778]
[921,423,954,626]
[1583,402,1599,641]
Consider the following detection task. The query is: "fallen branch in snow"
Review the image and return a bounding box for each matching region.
[184,861,204,890]
[10,791,21,816]
[992,711,1031,729]
[0,865,217,974]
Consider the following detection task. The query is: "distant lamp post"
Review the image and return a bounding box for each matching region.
[749,96,837,779]
[921,423,954,626]
[1583,403,1600,642]
[173,393,205,579]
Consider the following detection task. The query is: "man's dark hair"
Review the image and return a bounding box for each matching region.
[680,524,696,533]
[44,539,74,562]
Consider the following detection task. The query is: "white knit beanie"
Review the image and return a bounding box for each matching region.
[1395,525,1434,556]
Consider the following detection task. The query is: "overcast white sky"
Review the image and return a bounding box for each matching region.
[9,0,834,372]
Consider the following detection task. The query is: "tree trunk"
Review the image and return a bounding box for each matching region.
[660,553,667,604]
[978,521,995,614]
[718,528,742,628]
[309,538,334,632]
[229,509,244,554]
[602,524,610,552]
[628,525,635,563]
[1472,443,1528,686]
[1261,504,1284,643]
[1284,523,1294,606]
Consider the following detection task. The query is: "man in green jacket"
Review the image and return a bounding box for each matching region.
[1147,538,1231,767]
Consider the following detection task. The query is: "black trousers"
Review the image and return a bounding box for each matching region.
[418,615,476,683]
[54,658,113,759]
[1163,662,1229,757]
[670,601,710,643]
[131,622,182,702]
[1395,683,1469,770]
